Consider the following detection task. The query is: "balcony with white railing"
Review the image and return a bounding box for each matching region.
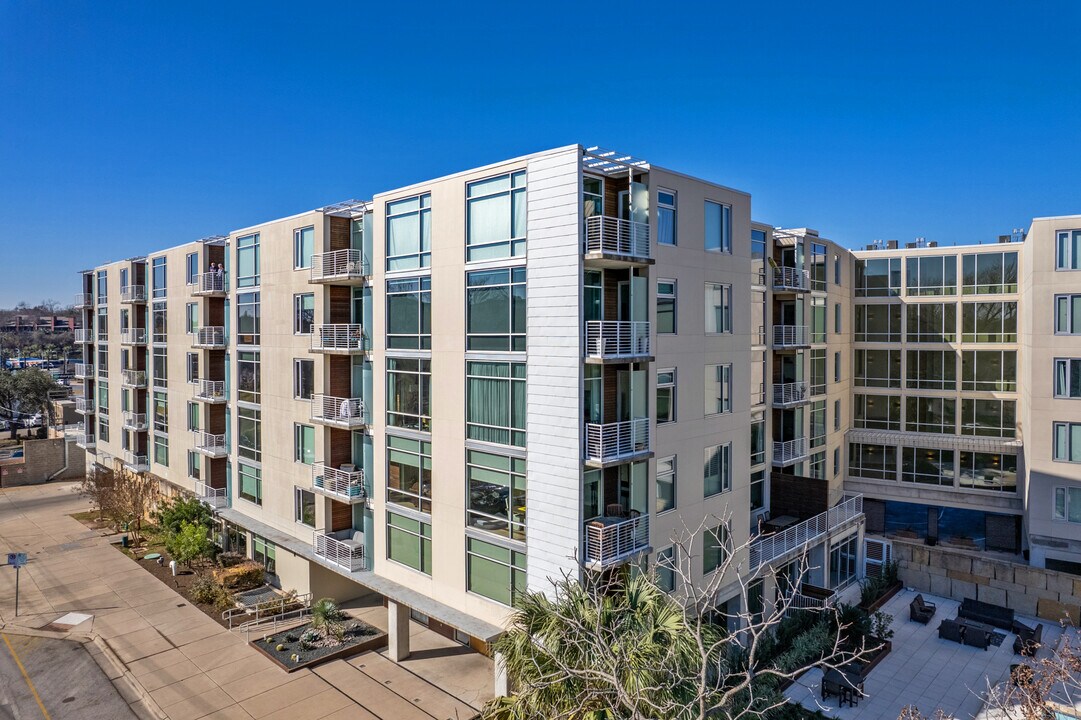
[310,249,370,284]
[193,326,226,349]
[121,369,147,388]
[583,215,651,264]
[772,381,809,407]
[194,379,227,404]
[310,324,368,354]
[73,362,92,379]
[773,437,809,466]
[313,529,366,573]
[195,482,229,510]
[310,395,366,428]
[773,325,809,348]
[74,329,92,344]
[122,412,148,431]
[120,285,147,304]
[75,433,96,449]
[74,292,93,309]
[124,453,150,473]
[772,266,809,292]
[74,397,95,414]
[749,494,863,571]
[312,463,366,504]
[584,418,651,466]
[583,514,650,570]
[120,328,147,346]
[585,321,651,362]
[190,271,227,296]
[192,431,228,458]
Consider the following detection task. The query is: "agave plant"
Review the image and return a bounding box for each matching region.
[309,597,345,642]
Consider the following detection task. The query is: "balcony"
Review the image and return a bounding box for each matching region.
[74,329,92,344]
[74,293,93,309]
[749,494,863,571]
[773,437,809,467]
[583,514,650,570]
[122,412,148,431]
[74,433,96,449]
[310,324,368,354]
[192,431,228,458]
[772,325,809,348]
[121,369,147,388]
[195,481,229,510]
[584,418,651,467]
[772,381,809,408]
[194,379,227,404]
[190,272,227,296]
[193,326,226,349]
[312,463,366,504]
[73,363,92,379]
[584,321,651,362]
[310,249,370,285]
[583,215,652,266]
[74,397,95,414]
[772,266,809,292]
[313,529,366,572]
[124,453,150,473]
[120,328,147,346]
[120,285,147,304]
[310,395,365,428]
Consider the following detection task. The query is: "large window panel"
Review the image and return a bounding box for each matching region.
[855,394,901,430]
[1056,230,1081,271]
[905,396,955,434]
[856,258,901,297]
[906,303,956,343]
[467,450,526,541]
[962,351,1016,391]
[387,512,432,575]
[386,194,431,271]
[901,447,954,486]
[466,361,526,447]
[906,255,957,296]
[387,358,431,430]
[906,350,957,390]
[962,302,1017,343]
[848,443,897,481]
[1055,358,1081,398]
[854,349,901,388]
[237,406,261,462]
[237,351,260,404]
[962,251,1018,294]
[467,538,526,606]
[466,268,526,351]
[961,399,1015,438]
[958,452,1017,492]
[237,292,261,346]
[1055,295,1081,334]
[704,443,731,497]
[236,233,260,288]
[386,277,432,349]
[387,435,432,512]
[467,172,526,261]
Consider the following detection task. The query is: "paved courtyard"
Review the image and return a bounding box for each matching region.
[0,482,492,720]
[785,588,1071,720]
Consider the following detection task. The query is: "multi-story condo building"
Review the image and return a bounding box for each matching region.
[72,141,1078,692]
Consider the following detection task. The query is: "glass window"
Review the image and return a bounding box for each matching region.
[704,200,731,252]
[751,415,765,466]
[657,280,676,334]
[238,462,261,505]
[294,226,314,269]
[657,190,676,246]
[810,348,826,395]
[1055,295,1081,334]
[810,400,826,448]
[848,443,897,481]
[236,233,260,288]
[751,468,765,511]
[809,451,826,480]
[906,255,957,296]
[466,267,526,351]
[702,524,728,574]
[386,277,432,349]
[854,349,901,388]
[906,303,957,343]
[237,351,260,404]
[237,292,261,345]
[834,399,841,431]
[466,361,526,447]
[656,456,675,513]
[188,450,201,480]
[187,402,199,432]
[704,443,731,497]
[961,399,1015,438]
[186,252,199,284]
[96,269,108,303]
[467,173,526,261]
[252,534,275,573]
[387,511,432,575]
[906,350,957,390]
[153,390,168,432]
[901,447,955,486]
[98,415,110,442]
[295,487,315,526]
[833,448,841,477]
[962,251,1018,294]
[293,358,314,400]
[1056,230,1081,271]
[386,193,432,271]
[854,394,902,430]
[294,424,314,465]
[835,303,842,333]
[151,301,167,344]
[751,229,766,285]
[834,351,841,383]
[812,297,826,343]
[962,351,1016,391]
[828,535,858,590]
[855,257,901,297]
[855,303,902,343]
[835,254,842,285]
[958,452,1017,492]
[705,364,732,415]
[387,358,431,430]
[186,303,198,334]
[962,302,1017,343]
[153,434,169,467]
[1055,358,1081,399]
[705,283,732,333]
[387,435,433,512]
[905,396,955,434]
[583,176,603,217]
[656,547,676,593]
[466,449,526,541]
[151,257,167,298]
[1053,486,1081,522]
[657,369,675,424]
[238,406,261,462]
[293,293,314,334]
[810,242,828,292]
[467,537,526,606]
[153,346,167,387]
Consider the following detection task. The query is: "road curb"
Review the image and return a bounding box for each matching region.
[90,633,168,720]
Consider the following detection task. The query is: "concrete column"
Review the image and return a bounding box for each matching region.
[494,651,509,698]
[387,600,410,662]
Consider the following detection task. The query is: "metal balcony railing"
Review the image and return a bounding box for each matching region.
[584,215,651,260]
[195,481,229,509]
[120,285,147,303]
[193,326,226,348]
[74,293,93,309]
[192,431,228,457]
[584,418,650,464]
[121,369,147,387]
[311,395,365,427]
[74,397,95,414]
[124,453,150,472]
[310,249,370,283]
[772,266,809,291]
[585,321,651,360]
[122,412,148,431]
[773,325,808,347]
[583,514,650,569]
[310,324,368,353]
[773,437,809,466]
[312,463,366,503]
[772,381,809,407]
[191,271,227,295]
[74,329,91,343]
[75,433,96,449]
[194,379,227,403]
[73,363,92,378]
[749,495,863,571]
[313,529,366,572]
[121,328,147,345]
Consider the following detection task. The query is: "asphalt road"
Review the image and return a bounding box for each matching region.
[0,633,136,720]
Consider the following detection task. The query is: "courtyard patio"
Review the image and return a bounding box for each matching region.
[784,588,1075,720]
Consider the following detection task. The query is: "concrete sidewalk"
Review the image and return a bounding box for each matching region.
[0,482,483,720]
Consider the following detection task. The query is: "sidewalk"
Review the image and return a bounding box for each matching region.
[0,482,483,720]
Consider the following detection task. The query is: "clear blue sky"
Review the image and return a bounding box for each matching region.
[2,1,1078,308]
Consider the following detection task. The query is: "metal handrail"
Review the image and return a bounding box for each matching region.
[223,591,313,630]
[73,363,92,378]
[311,394,365,425]
[74,329,91,343]
[74,397,95,413]
[74,293,93,308]
[122,412,148,430]
[75,433,96,447]
[772,266,809,290]
[584,215,651,259]
[313,529,366,572]
[195,379,226,401]
[773,325,808,347]
[191,271,227,294]
[310,249,370,281]
[195,481,228,509]
[584,418,650,463]
[312,463,366,501]
[773,437,808,464]
[121,369,147,386]
[584,514,650,567]
[749,495,863,570]
[120,285,147,303]
[194,326,226,347]
[121,328,147,345]
[773,381,808,406]
[311,324,368,352]
[192,430,227,455]
[585,321,651,358]
[124,453,149,471]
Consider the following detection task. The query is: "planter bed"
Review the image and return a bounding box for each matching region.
[250,620,387,672]
[860,640,892,675]
[859,581,903,613]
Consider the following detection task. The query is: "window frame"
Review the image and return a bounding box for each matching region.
[704,200,731,253]
[1056,230,1081,271]
[294,486,316,527]
[293,293,315,335]
[466,267,526,352]
[466,172,526,262]
[656,455,676,514]
[656,369,676,424]
[1054,358,1081,399]
[657,280,677,334]
[293,225,315,270]
[704,442,732,497]
[657,190,676,246]
[386,192,432,271]
[293,358,314,400]
[705,364,733,416]
[704,282,732,334]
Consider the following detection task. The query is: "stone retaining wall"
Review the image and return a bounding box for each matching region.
[0,438,84,487]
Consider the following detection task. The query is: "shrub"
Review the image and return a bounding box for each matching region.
[871,611,894,644]
[190,574,229,607]
[166,521,215,568]
[153,495,214,536]
[217,551,245,568]
[310,597,345,641]
[214,562,266,591]
[774,621,832,673]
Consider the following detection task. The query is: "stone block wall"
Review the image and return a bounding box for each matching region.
[0,438,85,487]
[891,537,1081,625]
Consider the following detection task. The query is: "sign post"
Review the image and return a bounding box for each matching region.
[7,552,27,616]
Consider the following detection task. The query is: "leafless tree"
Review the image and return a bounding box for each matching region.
[77,460,159,543]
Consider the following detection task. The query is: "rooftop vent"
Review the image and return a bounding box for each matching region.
[887,240,899,250]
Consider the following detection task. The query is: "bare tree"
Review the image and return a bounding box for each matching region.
[77,463,117,522]
[77,460,159,543]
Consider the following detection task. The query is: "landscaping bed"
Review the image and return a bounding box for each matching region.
[250,620,386,672]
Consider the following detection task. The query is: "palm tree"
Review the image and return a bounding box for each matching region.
[309,597,345,641]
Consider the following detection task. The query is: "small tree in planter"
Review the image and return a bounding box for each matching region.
[310,598,346,644]
[166,521,215,569]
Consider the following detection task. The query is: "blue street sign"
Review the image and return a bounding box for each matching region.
[7,553,27,568]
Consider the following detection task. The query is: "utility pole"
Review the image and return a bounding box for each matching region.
[7,553,27,616]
